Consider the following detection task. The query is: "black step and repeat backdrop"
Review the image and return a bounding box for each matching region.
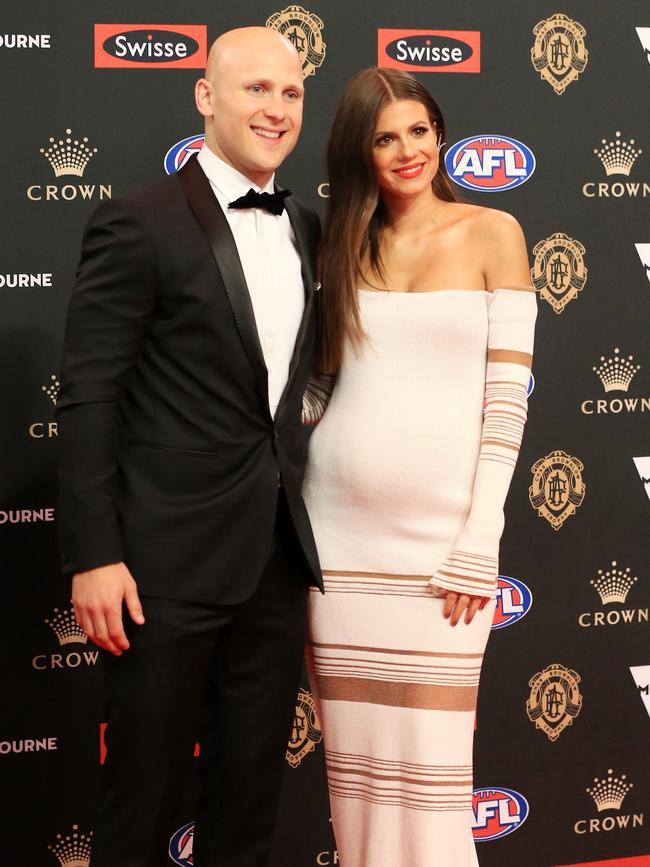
[1,1,650,866]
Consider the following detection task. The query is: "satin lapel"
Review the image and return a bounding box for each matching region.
[177,155,270,414]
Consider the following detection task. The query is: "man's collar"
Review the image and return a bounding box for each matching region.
[197,144,275,202]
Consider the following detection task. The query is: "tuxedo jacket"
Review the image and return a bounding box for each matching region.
[56,154,323,604]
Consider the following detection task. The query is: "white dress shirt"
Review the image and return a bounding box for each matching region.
[197,144,305,417]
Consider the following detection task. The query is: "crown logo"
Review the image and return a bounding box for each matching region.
[42,374,60,405]
[45,607,88,646]
[593,348,640,392]
[594,132,642,177]
[48,825,93,867]
[40,129,98,178]
[590,560,637,605]
[586,770,633,812]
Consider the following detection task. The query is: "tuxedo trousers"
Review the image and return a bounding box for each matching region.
[91,490,310,867]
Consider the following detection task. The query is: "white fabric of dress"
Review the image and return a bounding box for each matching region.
[303,287,537,867]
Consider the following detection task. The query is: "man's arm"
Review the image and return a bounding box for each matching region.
[57,197,159,653]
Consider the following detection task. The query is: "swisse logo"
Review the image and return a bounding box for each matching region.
[581,347,650,416]
[492,575,533,630]
[32,605,100,671]
[0,736,57,755]
[472,788,529,841]
[574,769,643,835]
[446,135,535,192]
[169,821,194,866]
[378,29,480,73]
[164,133,205,174]
[578,560,648,628]
[0,272,53,289]
[95,24,207,69]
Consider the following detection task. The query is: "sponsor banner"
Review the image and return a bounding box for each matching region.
[531,14,588,94]
[169,821,194,866]
[551,858,650,866]
[0,737,58,755]
[630,665,650,718]
[472,787,529,841]
[266,6,326,78]
[526,664,583,741]
[27,128,111,202]
[633,458,650,504]
[636,28,650,65]
[582,131,649,198]
[48,825,93,865]
[378,29,480,73]
[0,273,53,289]
[0,34,51,49]
[164,134,205,174]
[94,24,207,69]
[492,575,533,630]
[635,243,650,283]
[445,134,535,192]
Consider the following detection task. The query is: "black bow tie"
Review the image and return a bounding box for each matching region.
[228,188,292,216]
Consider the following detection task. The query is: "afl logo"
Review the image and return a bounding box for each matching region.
[164,134,205,174]
[445,135,536,192]
[492,576,533,630]
[472,788,529,841]
[528,372,535,397]
[169,821,194,865]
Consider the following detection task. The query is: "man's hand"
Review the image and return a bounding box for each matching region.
[72,562,145,655]
[444,591,489,627]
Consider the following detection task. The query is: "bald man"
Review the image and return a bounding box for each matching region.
[57,27,322,867]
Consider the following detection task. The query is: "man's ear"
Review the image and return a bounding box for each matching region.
[195,78,214,118]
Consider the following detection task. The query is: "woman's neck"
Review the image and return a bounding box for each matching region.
[382,188,443,236]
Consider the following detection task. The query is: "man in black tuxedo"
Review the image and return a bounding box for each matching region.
[57,27,322,867]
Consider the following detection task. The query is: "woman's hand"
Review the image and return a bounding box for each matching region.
[443,591,489,626]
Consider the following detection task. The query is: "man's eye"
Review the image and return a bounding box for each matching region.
[285,91,299,100]
[249,85,265,94]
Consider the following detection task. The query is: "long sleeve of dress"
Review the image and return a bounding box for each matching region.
[430,286,537,599]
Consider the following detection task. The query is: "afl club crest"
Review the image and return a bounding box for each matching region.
[526,664,583,741]
[529,450,585,530]
[531,14,588,94]
[531,233,588,314]
[286,688,322,767]
[266,6,326,78]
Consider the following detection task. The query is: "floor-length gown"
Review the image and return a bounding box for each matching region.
[303,286,537,867]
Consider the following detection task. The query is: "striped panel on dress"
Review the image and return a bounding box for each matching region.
[325,750,473,812]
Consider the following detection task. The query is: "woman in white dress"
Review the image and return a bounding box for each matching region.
[303,68,537,867]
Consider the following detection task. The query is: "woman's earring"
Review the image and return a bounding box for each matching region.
[436,136,446,153]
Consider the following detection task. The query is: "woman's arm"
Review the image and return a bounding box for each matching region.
[430,211,537,607]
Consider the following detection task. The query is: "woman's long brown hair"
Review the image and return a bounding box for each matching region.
[317,68,458,373]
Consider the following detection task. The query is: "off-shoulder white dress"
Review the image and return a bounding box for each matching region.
[303,287,537,867]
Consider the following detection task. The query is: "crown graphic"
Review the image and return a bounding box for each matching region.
[42,374,60,405]
[593,348,641,392]
[45,607,88,646]
[40,129,98,178]
[586,770,633,812]
[48,825,93,867]
[594,131,642,177]
[590,560,638,605]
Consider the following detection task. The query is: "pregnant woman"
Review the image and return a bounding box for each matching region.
[303,68,537,866]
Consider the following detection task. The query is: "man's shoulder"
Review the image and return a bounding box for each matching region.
[119,171,185,214]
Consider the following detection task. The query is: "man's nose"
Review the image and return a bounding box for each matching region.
[264,92,285,121]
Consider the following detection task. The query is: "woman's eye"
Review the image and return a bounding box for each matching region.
[376,135,392,146]
[412,127,428,136]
